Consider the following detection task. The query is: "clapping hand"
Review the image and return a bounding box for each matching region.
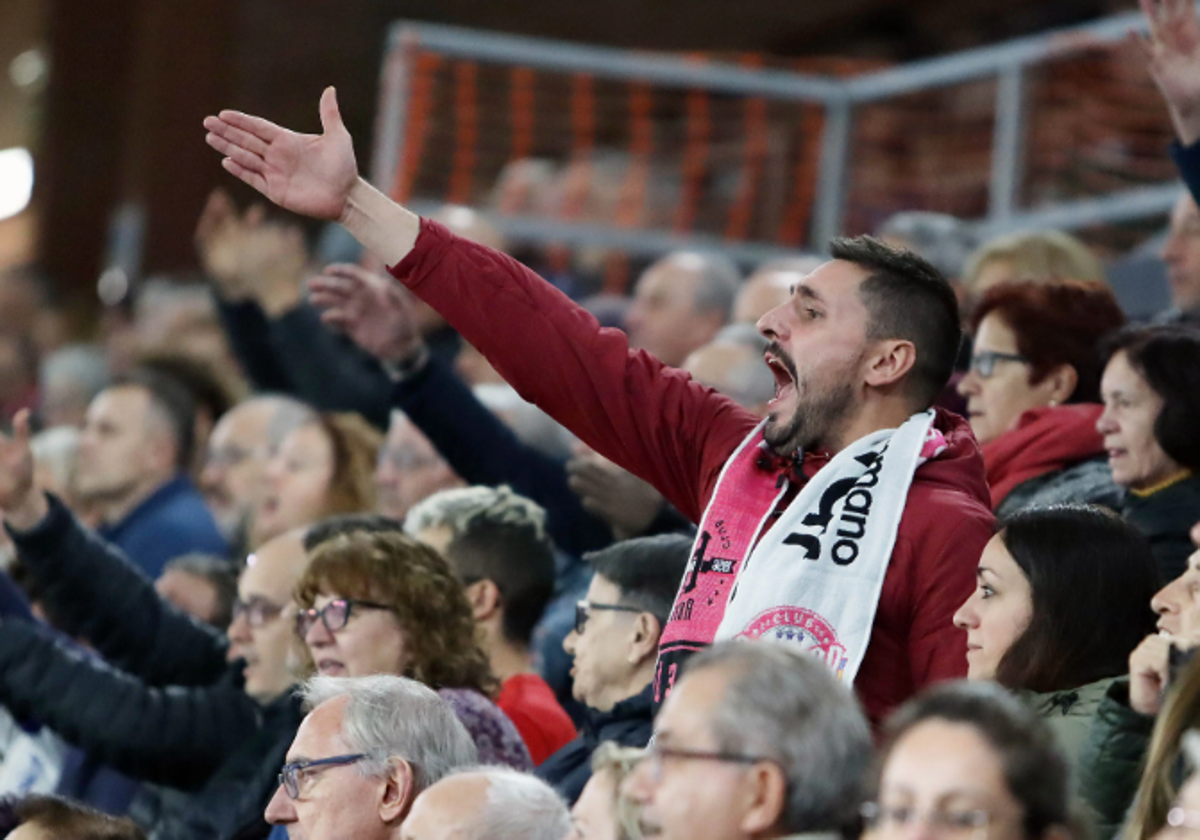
[309,264,426,364]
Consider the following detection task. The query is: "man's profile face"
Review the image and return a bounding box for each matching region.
[563,575,642,712]
[755,260,872,454]
[200,402,276,543]
[1162,194,1200,315]
[623,666,765,840]
[75,386,166,502]
[625,256,717,368]
[374,415,462,521]
[264,697,393,840]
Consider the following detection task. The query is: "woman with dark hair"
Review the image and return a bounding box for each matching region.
[953,505,1160,770]
[957,278,1126,516]
[294,528,532,769]
[1098,326,1200,581]
[867,680,1074,840]
[250,412,381,547]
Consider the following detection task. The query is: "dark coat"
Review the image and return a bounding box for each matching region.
[1078,679,1155,840]
[3,495,299,840]
[535,684,654,804]
[1122,474,1200,583]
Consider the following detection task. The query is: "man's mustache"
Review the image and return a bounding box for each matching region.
[765,341,798,384]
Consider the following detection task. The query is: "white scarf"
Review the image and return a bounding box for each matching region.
[714,410,944,683]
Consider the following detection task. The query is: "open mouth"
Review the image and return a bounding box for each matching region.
[764,344,798,406]
[317,659,346,676]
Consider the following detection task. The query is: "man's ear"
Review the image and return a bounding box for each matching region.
[380,757,417,824]
[466,579,502,622]
[737,762,788,836]
[628,613,662,665]
[863,339,918,389]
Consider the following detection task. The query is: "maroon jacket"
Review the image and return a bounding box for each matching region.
[390,219,995,724]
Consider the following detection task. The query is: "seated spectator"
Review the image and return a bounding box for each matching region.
[622,641,871,840]
[681,324,774,418]
[251,411,381,547]
[1098,326,1200,580]
[963,230,1106,314]
[199,394,314,551]
[871,681,1073,840]
[405,486,577,766]
[294,528,533,768]
[75,371,229,575]
[730,257,822,325]
[154,553,238,629]
[538,535,690,803]
[958,279,1126,516]
[0,793,145,840]
[953,505,1159,771]
[400,766,570,840]
[1078,524,1200,840]
[37,343,109,429]
[568,743,644,840]
[265,674,478,839]
[623,252,740,368]
[374,411,464,521]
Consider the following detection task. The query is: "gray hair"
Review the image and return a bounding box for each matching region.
[663,251,741,320]
[39,344,110,404]
[405,485,548,544]
[683,641,872,836]
[301,675,478,792]
[259,394,319,448]
[452,766,571,840]
[876,211,979,280]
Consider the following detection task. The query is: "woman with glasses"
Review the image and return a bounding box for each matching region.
[952,505,1159,773]
[956,278,1125,517]
[867,680,1075,840]
[293,528,532,769]
[249,412,381,549]
[1097,326,1200,581]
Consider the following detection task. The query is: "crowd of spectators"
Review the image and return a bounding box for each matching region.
[2,1,1200,839]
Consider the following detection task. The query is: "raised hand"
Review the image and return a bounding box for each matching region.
[1136,0,1200,144]
[0,411,47,530]
[204,87,358,222]
[309,264,426,363]
[566,449,665,540]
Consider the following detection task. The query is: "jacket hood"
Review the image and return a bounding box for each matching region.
[914,408,992,511]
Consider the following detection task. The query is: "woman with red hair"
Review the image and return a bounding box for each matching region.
[957,278,1126,515]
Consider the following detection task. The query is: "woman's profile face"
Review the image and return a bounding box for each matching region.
[872,719,1027,840]
[300,590,411,679]
[1097,351,1182,491]
[254,423,336,543]
[953,534,1034,682]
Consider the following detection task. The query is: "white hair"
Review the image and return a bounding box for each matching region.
[404,485,547,544]
[301,675,477,791]
[452,766,571,840]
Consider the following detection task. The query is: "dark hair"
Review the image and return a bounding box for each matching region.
[829,235,962,409]
[585,534,692,629]
[971,279,1125,404]
[445,519,556,647]
[138,352,242,427]
[881,681,1070,840]
[995,505,1159,692]
[8,794,146,839]
[162,553,239,629]
[1101,325,1200,472]
[304,513,406,551]
[112,367,197,470]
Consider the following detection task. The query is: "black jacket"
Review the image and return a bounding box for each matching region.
[1122,474,1200,583]
[2,495,300,840]
[536,683,654,804]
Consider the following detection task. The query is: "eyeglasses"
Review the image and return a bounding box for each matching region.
[278,753,366,799]
[639,739,774,784]
[231,596,285,628]
[968,350,1029,379]
[294,598,393,638]
[860,802,995,836]
[574,600,642,635]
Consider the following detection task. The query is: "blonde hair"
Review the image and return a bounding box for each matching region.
[1127,657,1200,840]
[964,230,1105,293]
[589,742,646,840]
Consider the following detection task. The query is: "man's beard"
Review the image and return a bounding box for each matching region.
[762,346,857,455]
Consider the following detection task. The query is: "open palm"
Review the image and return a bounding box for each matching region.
[203,87,358,222]
[1139,0,1200,138]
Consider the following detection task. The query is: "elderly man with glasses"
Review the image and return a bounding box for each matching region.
[537,534,690,804]
[264,674,477,840]
[623,640,872,840]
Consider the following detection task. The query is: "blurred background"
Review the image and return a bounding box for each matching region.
[0,0,1177,327]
